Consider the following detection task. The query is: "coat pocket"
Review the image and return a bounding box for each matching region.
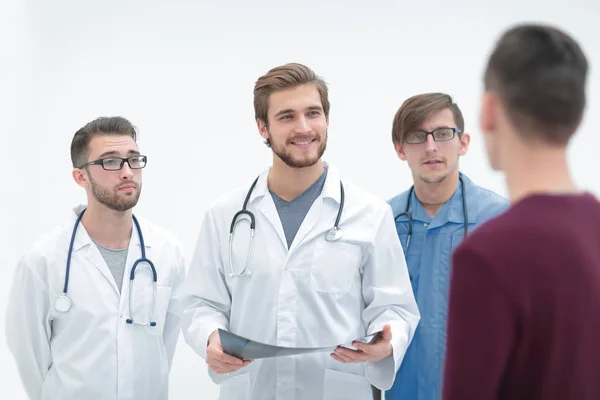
[310,241,362,295]
[323,369,372,399]
[220,372,250,400]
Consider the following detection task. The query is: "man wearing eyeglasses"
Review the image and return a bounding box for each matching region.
[380,93,508,400]
[5,116,186,400]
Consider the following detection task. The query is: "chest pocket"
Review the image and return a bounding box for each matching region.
[310,240,362,295]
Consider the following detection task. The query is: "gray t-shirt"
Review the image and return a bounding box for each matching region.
[270,167,328,248]
[93,240,129,292]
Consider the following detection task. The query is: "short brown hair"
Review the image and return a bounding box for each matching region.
[392,93,464,144]
[254,62,330,128]
[484,24,588,145]
[70,116,138,168]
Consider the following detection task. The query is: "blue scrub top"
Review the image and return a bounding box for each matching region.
[385,172,509,400]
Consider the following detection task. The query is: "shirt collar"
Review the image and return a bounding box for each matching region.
[247,160,342,205]
[66,205,150,252]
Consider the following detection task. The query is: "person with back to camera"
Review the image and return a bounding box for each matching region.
[443,23,600,399]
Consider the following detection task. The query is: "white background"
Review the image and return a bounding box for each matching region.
[1,1,598,399]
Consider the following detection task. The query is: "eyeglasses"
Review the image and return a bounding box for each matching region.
[80,155,147,171]
[405,128,462,144]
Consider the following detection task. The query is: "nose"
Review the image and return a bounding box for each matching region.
[119,162,134,180]
[294,116,311,134]
[425,134,438,152]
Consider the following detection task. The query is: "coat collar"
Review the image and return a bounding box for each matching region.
[66,205,151,252]
[246,160,342,206]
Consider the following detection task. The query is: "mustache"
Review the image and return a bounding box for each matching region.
[288,135,317,143]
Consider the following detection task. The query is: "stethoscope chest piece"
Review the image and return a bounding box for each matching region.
[325,227,343,241]
[54,295,72,313]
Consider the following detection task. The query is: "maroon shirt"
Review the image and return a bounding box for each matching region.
[443,193,600,400]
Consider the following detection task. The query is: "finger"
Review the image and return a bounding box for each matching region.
[332,350,362,363]
[210,365,228,374]
[210,359,252,373]
[330,353,349,363]
[215,350,245,365]
[351,341,373,353]
[334,346,367,362]
[207,356,243,371]
[381,324,392,341]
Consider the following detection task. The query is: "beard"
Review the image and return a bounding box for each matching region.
[419,170,450,184]
[270,130,327,168]
[89,175,141,212]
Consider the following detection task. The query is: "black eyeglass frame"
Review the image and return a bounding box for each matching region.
[79,155,148,171]
[405,128,463,144]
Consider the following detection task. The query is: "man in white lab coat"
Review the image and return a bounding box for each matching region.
[181,63,420,400]
[5,116,186,400]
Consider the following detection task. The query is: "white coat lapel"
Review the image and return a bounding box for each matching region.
[258,194,288,251]
[288,196,323,254]
[82,239,121,296]
[246,169,289,251]
[67,206,120,296]
[121,216,154,306]
[289,164,342,253]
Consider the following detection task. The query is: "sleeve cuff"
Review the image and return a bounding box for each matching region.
[196,324,227,360]
[366,354,395,390]
[365,324,409,390]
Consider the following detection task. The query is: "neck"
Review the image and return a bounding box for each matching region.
[81,202,133,250]
[268,158,325,201]
[413,171,459,218]
[504,142,577,203]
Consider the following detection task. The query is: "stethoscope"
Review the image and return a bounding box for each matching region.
[228,175,345,278]
[54,208,159,327]
[394,176,468,251]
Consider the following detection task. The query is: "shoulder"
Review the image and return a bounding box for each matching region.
[387,189,411,218]
[463,176,510,223]
[454,205,520,264]
[135,215,183,252]
[340,181,396,233]
[208,185,250,212]
[19,223,68,281]
[198,185,253,231]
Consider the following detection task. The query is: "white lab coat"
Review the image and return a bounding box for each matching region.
[181,163,420,400]
[5,205,186,400]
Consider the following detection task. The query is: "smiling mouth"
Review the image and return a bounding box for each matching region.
[423,160,443,165]
[291,138,316,146]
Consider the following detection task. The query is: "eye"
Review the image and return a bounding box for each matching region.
[407,132,425,142]
[436,129,454,138]
[103,158,119,165]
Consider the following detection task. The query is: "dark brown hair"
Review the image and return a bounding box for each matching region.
[484,23,588,145]
[70,116,138,168]
[392,93,464,144]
